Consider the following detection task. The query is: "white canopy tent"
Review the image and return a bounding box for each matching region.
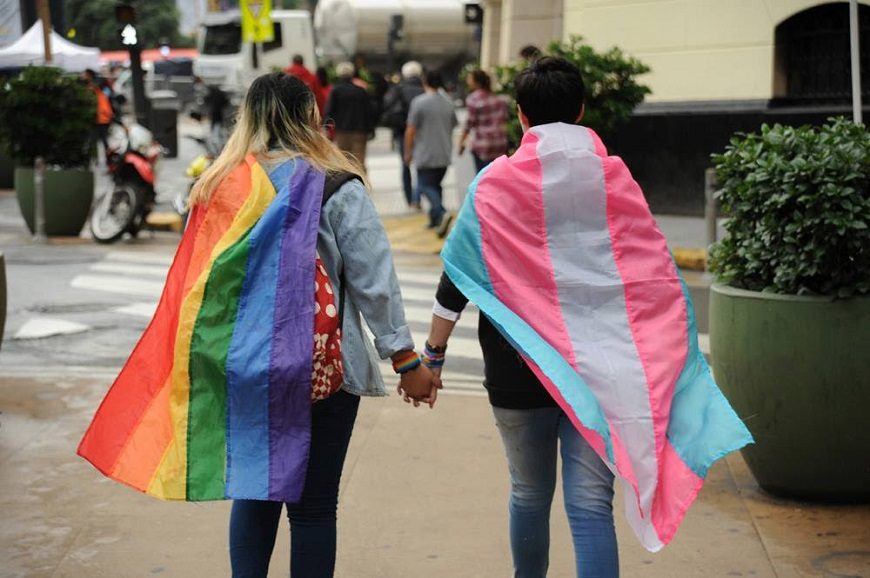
[0,21,100,72]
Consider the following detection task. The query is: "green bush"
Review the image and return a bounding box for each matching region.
[0,66,95,168]
[709,117,870,298]
[494,36,651,147]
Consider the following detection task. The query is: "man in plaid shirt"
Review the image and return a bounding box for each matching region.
[459,70,510,172]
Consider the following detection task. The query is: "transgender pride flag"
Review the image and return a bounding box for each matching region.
[441,123,752,551]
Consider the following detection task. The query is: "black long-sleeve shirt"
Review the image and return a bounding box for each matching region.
[435,272,557,409]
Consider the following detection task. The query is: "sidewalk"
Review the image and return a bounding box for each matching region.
[2,123,869,577]
[1,371,868,577]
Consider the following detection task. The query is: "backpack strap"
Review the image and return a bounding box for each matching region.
[321,171,362,330]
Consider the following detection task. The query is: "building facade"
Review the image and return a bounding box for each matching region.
[482,0,869,214]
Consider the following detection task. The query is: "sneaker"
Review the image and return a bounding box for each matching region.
[436,213,454,238]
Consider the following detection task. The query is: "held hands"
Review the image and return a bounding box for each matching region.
[397,364,443,408]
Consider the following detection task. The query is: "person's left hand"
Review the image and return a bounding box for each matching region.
[397,365,441,408]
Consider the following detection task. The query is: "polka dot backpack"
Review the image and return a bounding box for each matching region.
[311,257,343,401]
[310,171,358,401]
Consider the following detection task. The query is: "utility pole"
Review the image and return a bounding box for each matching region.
[36,0,52,64]
[116,2,150,127]
[849,0,863,124]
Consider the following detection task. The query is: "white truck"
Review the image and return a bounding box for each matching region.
[314,0,477,75]
[193,9,317,96]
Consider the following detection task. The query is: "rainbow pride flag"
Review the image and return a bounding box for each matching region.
[78,156,324,502]
[442,124,753,551]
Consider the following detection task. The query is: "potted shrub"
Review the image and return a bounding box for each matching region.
[494,35,651,149]
[0,66,96,236]
[708,117,869,500]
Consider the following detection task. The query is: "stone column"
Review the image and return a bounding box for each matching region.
[480,0,503,71]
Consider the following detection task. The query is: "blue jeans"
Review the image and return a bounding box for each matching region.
[416,166,447,227]
[229,390,361,578]
[492,406,618,578]
[395,133,417,205]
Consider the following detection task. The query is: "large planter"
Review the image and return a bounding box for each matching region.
[14,166,94,237]
[710,283,870,501]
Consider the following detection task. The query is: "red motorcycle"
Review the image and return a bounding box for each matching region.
[90,124,163,243]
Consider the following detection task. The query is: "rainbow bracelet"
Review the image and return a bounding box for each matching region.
[421,341,446,368]
[392,351,421,374]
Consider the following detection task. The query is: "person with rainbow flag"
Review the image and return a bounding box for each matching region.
[419,57,753,576]
[77,72,439,578]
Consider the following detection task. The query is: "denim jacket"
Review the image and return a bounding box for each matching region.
[317,178,414,396]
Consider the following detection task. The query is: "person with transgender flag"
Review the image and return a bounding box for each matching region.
[415,57,753,577]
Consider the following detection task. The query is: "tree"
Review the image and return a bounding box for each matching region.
[66,0,192,50]
[494,36,651,148]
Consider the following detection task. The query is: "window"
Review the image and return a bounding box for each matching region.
[773,3,869,105]
[202,23,242,56]
[263,23,283,52]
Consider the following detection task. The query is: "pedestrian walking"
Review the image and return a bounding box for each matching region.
[316,66,333,102]
[324,62,376,171]
[77,71,440,578]
[381,61,424,208]
[414,57,752,575]
[285,54,326,115]
[404,70,457,229]
[82,68,114,163]
[458,69,509,173]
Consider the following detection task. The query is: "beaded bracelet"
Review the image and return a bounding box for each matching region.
[421,341,446,368]
[392,350,421,374]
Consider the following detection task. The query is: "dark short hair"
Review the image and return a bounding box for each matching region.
[519,45,542,60]
[514,57,585,127]
[470,69,491,91]
[423,70,443,89]
[292,54,304,65]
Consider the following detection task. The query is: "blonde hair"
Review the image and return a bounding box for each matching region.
[189,72,367,206]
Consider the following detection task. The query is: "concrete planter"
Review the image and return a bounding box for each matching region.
[14,167,94,237]
[710,283,870,501]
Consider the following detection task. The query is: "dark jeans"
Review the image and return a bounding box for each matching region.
[91,123,110,162]
[394,133,416,205]
[416,166,448,227]
[229,390,361,578]
[472,152,494,173]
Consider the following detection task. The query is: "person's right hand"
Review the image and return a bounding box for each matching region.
[397,365,441,408]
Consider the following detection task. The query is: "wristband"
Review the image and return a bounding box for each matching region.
[392,351,421,374]
[421,341,446,368]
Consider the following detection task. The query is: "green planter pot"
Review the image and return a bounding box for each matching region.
[14,167,94,237]
[710,283,870,501]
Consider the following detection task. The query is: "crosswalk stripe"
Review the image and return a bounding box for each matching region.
[106,251,173,266]
[91,262,170,277]
[398,285,440,302]
[71,274,163,298]
[397,270,442,286]
[113,302,158,318]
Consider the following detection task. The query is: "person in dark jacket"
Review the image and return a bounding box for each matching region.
[324,61,376,172]
[381,61,424,208]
